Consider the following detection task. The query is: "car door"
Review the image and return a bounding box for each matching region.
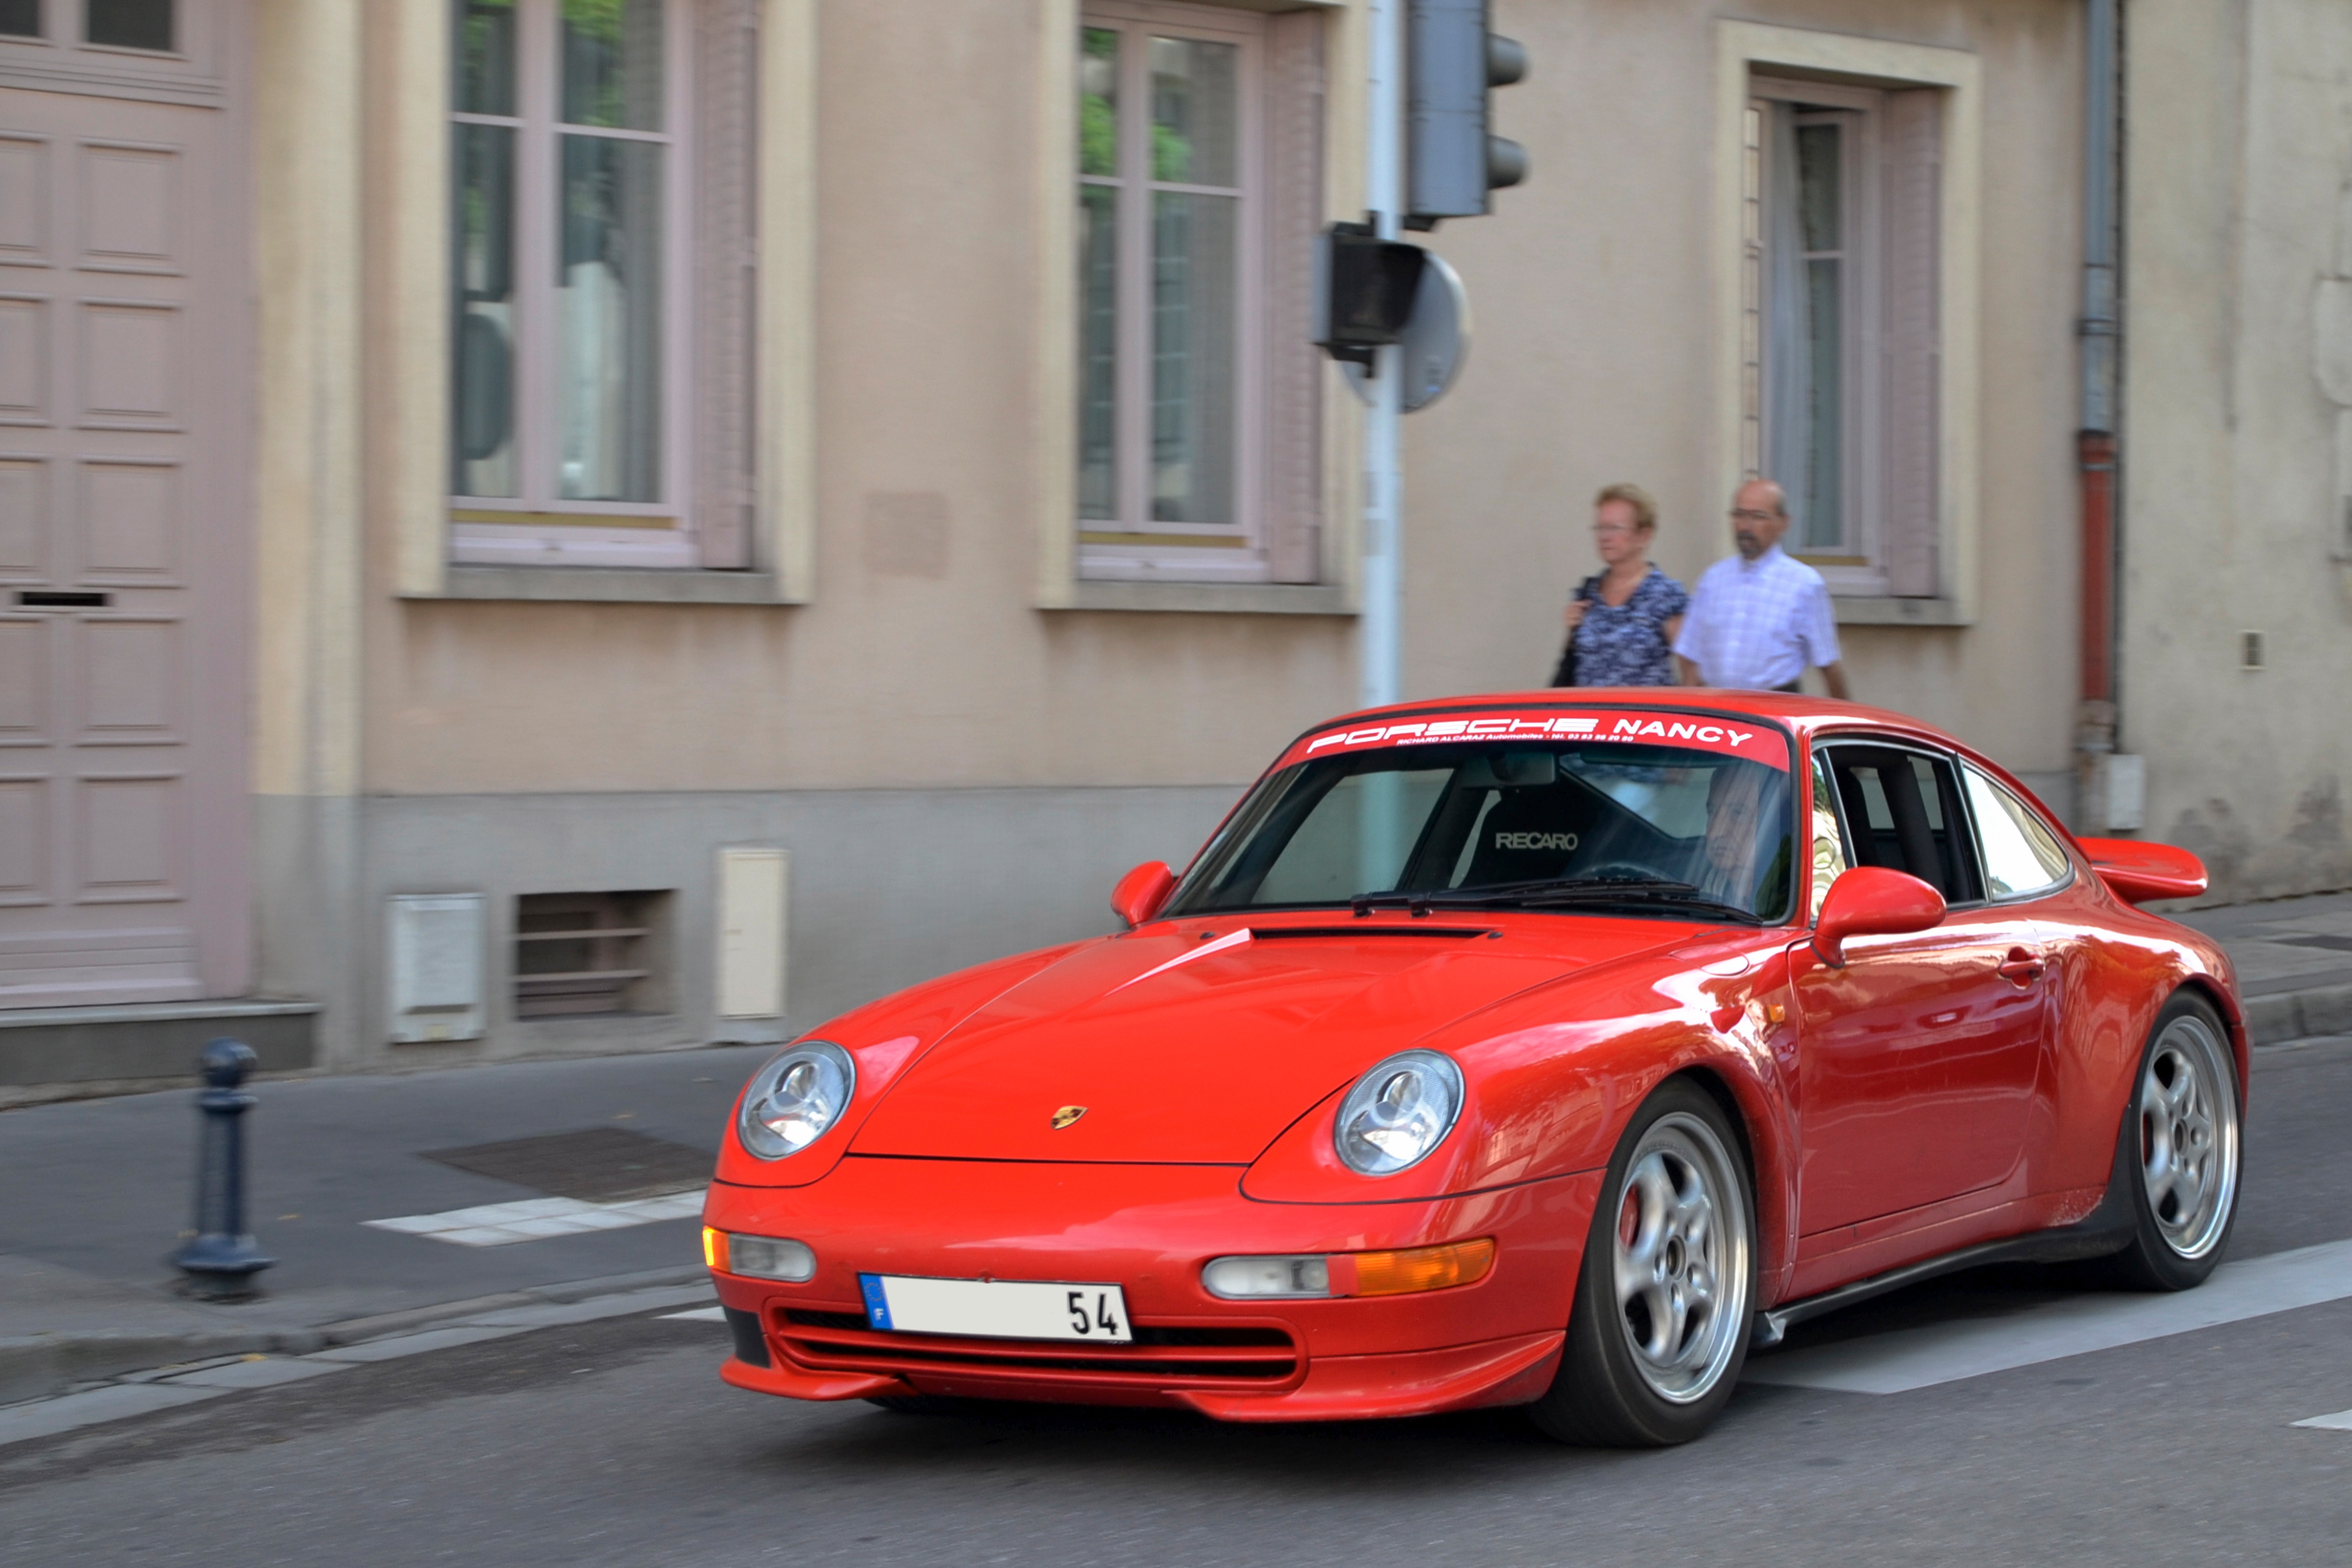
[1791,740,2053,1237]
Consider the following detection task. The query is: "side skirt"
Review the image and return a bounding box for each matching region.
[1750,1195,2134,1350]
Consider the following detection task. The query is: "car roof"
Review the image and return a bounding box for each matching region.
[1292,688,1925,746]
[1280,689,2067,833]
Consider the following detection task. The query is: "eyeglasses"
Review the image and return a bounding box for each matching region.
[1729,508,1779,524]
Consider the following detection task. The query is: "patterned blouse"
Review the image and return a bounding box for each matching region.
[1562,565,1690,687]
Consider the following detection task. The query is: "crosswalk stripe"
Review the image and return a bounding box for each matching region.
[1744,1235,2352,1394]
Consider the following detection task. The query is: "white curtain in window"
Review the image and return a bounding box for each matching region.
[1763,102,1812,533]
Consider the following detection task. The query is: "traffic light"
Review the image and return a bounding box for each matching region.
[1405,0,1527,228]
[1312,222,1428,368]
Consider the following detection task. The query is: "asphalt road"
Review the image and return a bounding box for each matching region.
[8,1037,2351,1568]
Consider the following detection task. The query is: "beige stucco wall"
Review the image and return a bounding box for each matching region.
[1414,0,2085,783]
[2124,0,2352,899]
[340,0,2087,806]
[360,0,1361,798]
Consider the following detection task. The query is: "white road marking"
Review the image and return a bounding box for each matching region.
[660,1306,726,1322]
[2293,1407,2352,1430]
[364,1189,705,1246]
[1746,1236,2352,1394]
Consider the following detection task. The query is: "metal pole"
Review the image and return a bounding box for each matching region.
[1361,0,1405,711]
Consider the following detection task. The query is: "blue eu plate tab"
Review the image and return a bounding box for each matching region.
[857,1273,893,1331]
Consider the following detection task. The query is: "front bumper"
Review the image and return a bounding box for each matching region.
[704,1155,1599,1422]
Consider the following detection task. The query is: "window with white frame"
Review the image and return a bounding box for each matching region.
[1077,1,1325,585]
[450,0,757,570]
[1744,76,1942,597]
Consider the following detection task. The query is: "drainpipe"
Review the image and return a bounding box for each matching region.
[2076,0,2131,831]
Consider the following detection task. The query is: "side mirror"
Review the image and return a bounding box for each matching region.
[1812,866,1945,968]
[1111,861,1177,929]
[2078,836,2207,905]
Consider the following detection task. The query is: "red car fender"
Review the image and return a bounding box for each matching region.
[1238,941,1805,1306]
[714,940,1086,1188]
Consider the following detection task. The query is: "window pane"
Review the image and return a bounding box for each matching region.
[1810,751,1849,920]
[557,134,663,501]
[1796,121,1840,252]
[1080,27,1118,179]
[452,124,517,497]
[0,1,40,40]
[1804,256,1841,549]
[1964,768,2071,899]
[454,0,517,117]
[1150,36,1236,187]
[86,0,169,50]
[562,0,664,131]
[1077,184,1118,521]
[1151,191,1236,525]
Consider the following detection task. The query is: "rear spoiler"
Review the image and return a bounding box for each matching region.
[2077,836,2208,904]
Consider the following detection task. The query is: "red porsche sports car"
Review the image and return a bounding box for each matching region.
[702,692,2242,1445]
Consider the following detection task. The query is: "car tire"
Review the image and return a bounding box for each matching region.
[1526,1078,1757,1447]
[2099,990,2242,1292]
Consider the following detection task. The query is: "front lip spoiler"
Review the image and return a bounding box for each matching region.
[714,1329,1567,1423]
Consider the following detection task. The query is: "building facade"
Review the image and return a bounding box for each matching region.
[0,0,2338,1095]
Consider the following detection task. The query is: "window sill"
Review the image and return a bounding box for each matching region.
[1832,595,1972,628]
[409,567,794,605]
[1055,582,1354,616]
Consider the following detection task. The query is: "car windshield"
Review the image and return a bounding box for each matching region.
[1167,734,1799,924]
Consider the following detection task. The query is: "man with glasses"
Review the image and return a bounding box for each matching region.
[1672,478,1851,699]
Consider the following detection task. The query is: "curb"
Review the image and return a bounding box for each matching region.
[2247,982,2352,1047]
[0,1263,707,1408]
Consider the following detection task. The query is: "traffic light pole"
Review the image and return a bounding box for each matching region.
[1361,0,1405,711]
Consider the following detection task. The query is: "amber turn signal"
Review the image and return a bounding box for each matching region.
[702,1225,726,1270]
[1345,1237,1496,1297]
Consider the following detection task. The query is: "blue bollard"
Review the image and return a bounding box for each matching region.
[170,1039,275,1300]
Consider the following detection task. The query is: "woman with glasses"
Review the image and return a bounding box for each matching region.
[1550,482,1690,688]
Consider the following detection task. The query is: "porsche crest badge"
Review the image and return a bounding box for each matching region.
[1050,1105,1088,1130]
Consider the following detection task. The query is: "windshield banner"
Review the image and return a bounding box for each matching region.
[1278,710,1792,771]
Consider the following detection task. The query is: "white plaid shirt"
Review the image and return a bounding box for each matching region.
[1671,545,1841,690]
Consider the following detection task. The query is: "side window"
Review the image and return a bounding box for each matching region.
[1808,750,1850,920]
[1819,744,1983,905]
[1962,766,2071,900]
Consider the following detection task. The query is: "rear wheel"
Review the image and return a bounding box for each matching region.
[1527,1079,1756,1447]
[2102,992,2242,1290]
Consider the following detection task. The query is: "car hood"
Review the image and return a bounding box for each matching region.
[848,918,1688,1163]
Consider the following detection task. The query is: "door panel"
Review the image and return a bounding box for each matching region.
[0,12,249,1008]
[1791,915,2050,1234]
[1795,741,2048,1238]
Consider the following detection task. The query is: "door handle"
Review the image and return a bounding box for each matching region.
[1997,949,2046,985]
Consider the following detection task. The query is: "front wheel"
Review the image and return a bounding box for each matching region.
[1527,1079,1756,1447]
[2102,992,2242,1291]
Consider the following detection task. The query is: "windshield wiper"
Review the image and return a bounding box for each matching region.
[1353,877,1763,924]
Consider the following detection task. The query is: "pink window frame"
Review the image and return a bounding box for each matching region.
[449,0,697,569]
[1077,0,1270,584]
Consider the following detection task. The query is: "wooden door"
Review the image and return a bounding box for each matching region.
[0,6,249,1008]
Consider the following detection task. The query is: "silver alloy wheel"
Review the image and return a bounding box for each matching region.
[1610,1111,1752,1404]
[2137,1013,2240,1259]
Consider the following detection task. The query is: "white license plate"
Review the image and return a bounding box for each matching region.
[858,1273,1132,1344]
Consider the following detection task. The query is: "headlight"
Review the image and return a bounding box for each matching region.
[705,1228,818,1282]
[737,1040,857,1159]
[1202,1255,1331,1299]
[1333,1050,1465,1175]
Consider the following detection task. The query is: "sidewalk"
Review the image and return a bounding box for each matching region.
[0,1044,770,1405]
[2172,889,2352,1044]
[2,896,2347,1408]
